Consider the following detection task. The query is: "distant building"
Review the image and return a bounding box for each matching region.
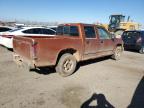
[0,21,16,27]
[0,21,5,26]
[0,20,59,27]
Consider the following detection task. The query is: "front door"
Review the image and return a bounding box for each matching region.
[97,27,115,55]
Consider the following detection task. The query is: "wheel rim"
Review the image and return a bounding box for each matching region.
[63,58,74,72]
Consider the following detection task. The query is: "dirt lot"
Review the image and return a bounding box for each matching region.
[0,46,144,108]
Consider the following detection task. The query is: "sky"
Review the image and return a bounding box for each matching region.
[0,0,144,24]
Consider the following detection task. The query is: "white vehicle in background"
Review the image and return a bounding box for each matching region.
[0,26,15,46]
[47,26,57,31]
[0,27,56,49]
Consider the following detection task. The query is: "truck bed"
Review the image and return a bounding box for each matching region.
[13,35,83,67]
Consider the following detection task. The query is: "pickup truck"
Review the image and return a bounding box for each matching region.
[13,23,123,77]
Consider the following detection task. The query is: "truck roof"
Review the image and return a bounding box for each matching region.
[60,23,90,25]
[59,23,104,27]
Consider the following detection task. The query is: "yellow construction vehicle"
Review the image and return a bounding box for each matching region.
[103,14,141,36]
[109,14,141,35]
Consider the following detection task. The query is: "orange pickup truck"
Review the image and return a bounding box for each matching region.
[13,23,123,77]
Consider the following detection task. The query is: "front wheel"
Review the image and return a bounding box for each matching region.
[111,46,123,60]
[56,53,77,77]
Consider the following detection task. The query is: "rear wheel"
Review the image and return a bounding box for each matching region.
[56,53,77,77]
[112,46,123,60]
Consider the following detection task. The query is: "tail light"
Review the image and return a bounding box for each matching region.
[2,35,14,38]
[136,37,142,43]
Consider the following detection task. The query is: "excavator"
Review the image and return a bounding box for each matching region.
[103,14,141,36]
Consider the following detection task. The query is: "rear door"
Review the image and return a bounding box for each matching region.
[97,27,115,54]
[83,25,100,59]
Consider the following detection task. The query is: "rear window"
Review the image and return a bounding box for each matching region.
[57,26,79,36]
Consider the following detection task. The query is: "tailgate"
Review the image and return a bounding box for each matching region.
[13,36,36,61]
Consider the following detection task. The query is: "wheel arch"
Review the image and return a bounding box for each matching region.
[56,48,80,65]
[116,44,122,47]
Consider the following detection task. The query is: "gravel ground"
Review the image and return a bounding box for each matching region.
[0,46,144,108]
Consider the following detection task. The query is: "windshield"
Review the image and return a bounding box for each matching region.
[110,16,120,24]
[110,15,125,24]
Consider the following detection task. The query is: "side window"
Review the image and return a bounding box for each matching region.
[23,28,42,34]
[98,28,110,39]
[70,26,79,36]
[63,26,69,35]
[42,29,55,35]
[84,26,96,38]
[23,29,33,34]
[32,28,42,34]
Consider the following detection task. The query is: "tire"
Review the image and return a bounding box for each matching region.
[56,53,77,77]
[139,47,144,54]
[112,46,122,60]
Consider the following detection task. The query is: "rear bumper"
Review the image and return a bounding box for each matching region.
[13,54,36,69]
